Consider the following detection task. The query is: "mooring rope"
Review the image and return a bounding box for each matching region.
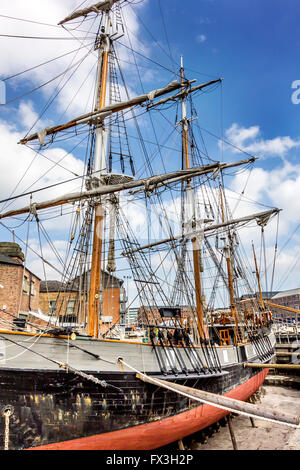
[118,359,300,429]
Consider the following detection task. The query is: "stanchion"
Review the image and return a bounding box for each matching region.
[226,414,238,450]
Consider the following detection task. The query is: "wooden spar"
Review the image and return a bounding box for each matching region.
[245,363,300,370]
[177,440,185,450]
[136,373,300,426]
[220,187,241,342]
[226,415,238,450]
[147,78,222,109]
[180,58,205,340]
[88,19,111,338]
[264,300,300,315]
[59,1,120,25]
[0,162,256,221]
[192,241,206,339]
[252,242,265,309]
[19,80,192,145]
[225,255,239,342]
[88,205,104,338]
[99,51,109,110]
[276,352,300,356]
[129,157,257,197]
[122,207,280,256]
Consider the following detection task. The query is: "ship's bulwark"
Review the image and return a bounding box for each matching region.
[0,352,270,449]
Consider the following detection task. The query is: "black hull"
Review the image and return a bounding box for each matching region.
[0,362,270,450]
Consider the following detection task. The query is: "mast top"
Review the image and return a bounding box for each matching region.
[59,0,121,25]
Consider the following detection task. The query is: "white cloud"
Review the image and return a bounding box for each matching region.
[0,0,150,122]
[196,34,207,43]
[228,159,300,290]
[0,1,156,284]
[17,100,51,132]
[0,112,85,214]
[25,238,70,281]
[224,123,300,158]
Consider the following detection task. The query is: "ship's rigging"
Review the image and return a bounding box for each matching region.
[0,0,280,344]
[0,0,295,452]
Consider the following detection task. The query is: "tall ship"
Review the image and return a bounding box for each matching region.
[0,0,279,450]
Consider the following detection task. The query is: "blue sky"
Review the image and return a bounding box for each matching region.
[141,0,300,140]
[0,0,300,297]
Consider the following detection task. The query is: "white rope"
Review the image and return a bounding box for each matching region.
[119,359,300,429]
[0,324,56,351]
[0,329,53,362]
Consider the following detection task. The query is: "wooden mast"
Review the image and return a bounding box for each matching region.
[219,186,241,343]
[180,57,206,340]
[88,9,111,338]
[252,242,265,310]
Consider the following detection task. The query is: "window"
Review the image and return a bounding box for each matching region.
[66,300,76,316]
[59,314,77,325]
[49,301,56,315]
[30,281,36,296]
[23,276,29,294]
[19,313,28,321]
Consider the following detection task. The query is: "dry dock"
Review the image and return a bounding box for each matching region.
[188,386,300,450]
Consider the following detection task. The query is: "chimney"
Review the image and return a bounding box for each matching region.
[0,242,25,264]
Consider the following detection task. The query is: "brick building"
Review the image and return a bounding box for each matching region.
[40,271,126,335]
[238,291,279,316]
[0,242,41,330]
[271,288,300,322]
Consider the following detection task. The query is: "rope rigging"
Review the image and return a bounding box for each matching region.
[0,0,280,357]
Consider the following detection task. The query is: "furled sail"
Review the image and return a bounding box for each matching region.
[19,80,192,145]
[59,0,121,25]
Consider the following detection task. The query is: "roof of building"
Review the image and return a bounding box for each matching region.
[40,270,124,293]
[240,291,279,301]
[72,270,123,290]
[0,242,25,262]
[272,288,300,299]
[0,252,23,266]
[40,280,68,293]
[0,243,41,280]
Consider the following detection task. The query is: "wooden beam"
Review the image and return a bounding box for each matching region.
[88,38,110,338]
[226,415,238,450]
[122,207,280,256]
[178,440,185,450]
[19,80,191,145]
[136,373,300,426]
[265,300,300,315]
[0,161,255,220]
[244,362,300,370]
[147,78,222,109]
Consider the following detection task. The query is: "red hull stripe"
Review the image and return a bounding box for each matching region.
[29,369,269,450]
